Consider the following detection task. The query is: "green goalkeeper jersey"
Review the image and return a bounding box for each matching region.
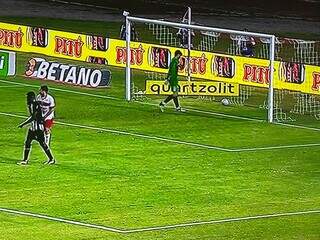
[167,56,179,87]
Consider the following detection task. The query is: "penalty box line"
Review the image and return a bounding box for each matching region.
[1,112,320,152]
[1,79,320,133]
[0,207,319,234]
[0,112,230,152]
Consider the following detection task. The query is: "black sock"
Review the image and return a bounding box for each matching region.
[164,95,173,104]
[41,143,54,160]
[23,148,30,161]
[45,148,54,161]
[173,96,180,108]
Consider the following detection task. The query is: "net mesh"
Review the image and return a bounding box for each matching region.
[128,15,320,125]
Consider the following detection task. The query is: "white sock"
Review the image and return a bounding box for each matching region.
[45,133,51,146]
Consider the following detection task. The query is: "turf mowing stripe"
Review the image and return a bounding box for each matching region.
[1,79,320,132]
[0,207,319,234]
[0,112,231,152]
[1,112,319,152]
[184,107,264,122]
[0,80,272,123]
[0,79,119,100]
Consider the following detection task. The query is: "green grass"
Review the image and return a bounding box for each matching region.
[0,16,320,240]
[1,54,320,240]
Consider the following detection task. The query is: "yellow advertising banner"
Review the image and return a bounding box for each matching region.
[145,80,239,96]
[0,22,107,62]
[1,21,320,96]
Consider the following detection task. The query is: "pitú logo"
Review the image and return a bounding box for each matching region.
[0,27,23,48]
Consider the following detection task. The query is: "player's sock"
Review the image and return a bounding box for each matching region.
[40,141,54,161]
[159,101,165,112]
[45,133,51,146]
[164,95,173,104]
[23,147,31,161]
[173,96,180,109]
[45,148,54,161]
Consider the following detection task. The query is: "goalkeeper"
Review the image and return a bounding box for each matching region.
[159,50,185,112]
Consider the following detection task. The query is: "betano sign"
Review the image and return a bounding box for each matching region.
[0,21,320,95]
[25,58,111,88]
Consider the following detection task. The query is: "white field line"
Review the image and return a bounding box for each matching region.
[0,207,319,234]
[275,121,320,132]
[1,112,319,152]
[124,209,320,233]
[0,207,124,233]
[229,143,320,152]
[1,79,319,132]
[0,85,25,88]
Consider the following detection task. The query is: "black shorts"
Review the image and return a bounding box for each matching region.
[26,129,45,144]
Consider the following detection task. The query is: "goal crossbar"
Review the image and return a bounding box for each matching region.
[127,16,274,39]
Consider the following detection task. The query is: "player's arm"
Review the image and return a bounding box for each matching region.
[18,103,39,128]
[18,116,32,128]
[43,96,55,119]
[43,106,55,119]
[18,112,36,128]
[166,60,175,81]
[170,60,179,79]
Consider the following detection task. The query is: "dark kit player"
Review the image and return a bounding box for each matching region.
[18,91,55,165]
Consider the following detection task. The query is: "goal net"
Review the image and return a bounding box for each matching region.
[122,10,320,126]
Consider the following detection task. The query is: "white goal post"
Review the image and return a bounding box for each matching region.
[123,12,276,123]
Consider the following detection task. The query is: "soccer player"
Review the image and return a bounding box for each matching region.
[120,22,138,41]
[176,23,195,48]
[36,85,55,146]
[18,91,55,165]
[238,30,256,57]
[159,50,185,112]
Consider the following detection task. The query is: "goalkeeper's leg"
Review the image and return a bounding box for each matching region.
[163,95,174,104]
[159,95,174,112]
[173,95,185,112]
[173,95,180,109]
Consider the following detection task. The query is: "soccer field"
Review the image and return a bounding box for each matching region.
[0,18,319,239]
[0,62,320,239]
